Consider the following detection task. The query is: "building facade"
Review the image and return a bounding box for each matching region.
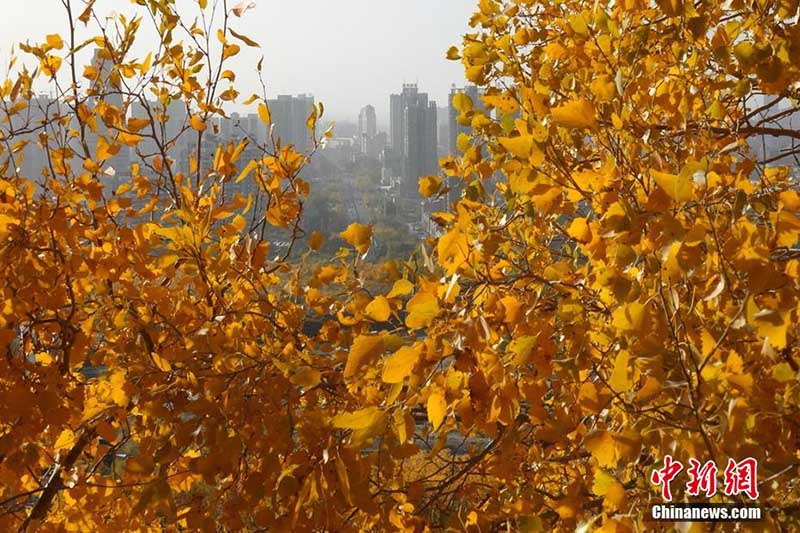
[387,84,438,196]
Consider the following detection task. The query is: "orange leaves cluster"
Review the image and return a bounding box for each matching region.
[2,0,800,531]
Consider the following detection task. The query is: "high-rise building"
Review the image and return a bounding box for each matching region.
[357,105,384,158]
[266,94,315,152]
[129,98,189,175]
[448,84,484,156]
[387,84,438,195]
[358,105,377,140]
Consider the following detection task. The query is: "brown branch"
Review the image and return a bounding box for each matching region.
[19,426,96,532]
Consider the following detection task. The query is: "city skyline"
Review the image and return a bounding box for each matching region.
[0,0,474,127]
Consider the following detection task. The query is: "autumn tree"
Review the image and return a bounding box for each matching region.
[2,0,800,531]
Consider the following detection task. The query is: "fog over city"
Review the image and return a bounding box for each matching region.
[0,0,473,126]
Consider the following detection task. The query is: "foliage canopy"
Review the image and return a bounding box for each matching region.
[1,0,800,531]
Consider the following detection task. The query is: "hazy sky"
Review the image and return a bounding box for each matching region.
[0,0,474,129]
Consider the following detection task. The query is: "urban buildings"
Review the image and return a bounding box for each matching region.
[448,84,484,156]
[357,105,384,158]
[358,105,377,140]
[386,84,439,196]
[266,94,316,152]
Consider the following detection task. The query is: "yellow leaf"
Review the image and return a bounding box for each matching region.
[231,215,246,233]
[611,302,646,332]
[427,390,447,430]
[500,295,523,324]
[127,117,151,133]
[387,279,414,299]
[118,131,142,147]
[609,350,631,391]
[54,428,76,452]
[508,335,537,364]
[452,92,473,113]
[437,228,470,274]
[419,175,442,197]
[333,406,384,430]
[747,299,789,350]
[772,362,795,383]
[650,169,694,203]
[139,52,152,75]
[551,98,597,129]
[344,335,385,378]
[405,292,440,330]
[585,430,618,467]
[258,102,271,125]
[46,34,64,50]
[568,13,589,36]
[591,74,617,102]
[382,346,420,384]
[222,43,240,60]
[499,135,533,159]
[340,223,372,254]
[366,296,392,322]
[592,469,627,512]
[567,217,592,243]
[290,366,321,388]
[229,28,260,47]
[151,353,171,372]
[78,0,96,23]
[109,370,128,407]
[96,136,120,160]
[190,114,207,132]
[236,159,257,183]
[308,231,324,251]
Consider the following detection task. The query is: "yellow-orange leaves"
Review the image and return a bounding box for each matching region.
[340,223,372,254]
[427,389,447,430]
[343,335,385,378]
[437,228,470,274]
[382,345,421,383]
[333,406,384,431]
[405,291,440,330]
[365,295,391,322]
[190,114,207,132]
[651,169,694,203]
[551,98,597,129]
[567,217,592,243]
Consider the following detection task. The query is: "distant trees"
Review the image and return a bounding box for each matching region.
[1,0,800,531]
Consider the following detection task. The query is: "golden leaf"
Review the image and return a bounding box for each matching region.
[258,102,271,125]
[340,223,372,254]
[344,335,385,378]
[427,390,447,430]
[386,279,414,299]
[54,428,76,452]
[650,169,694,203]
[551,98,597,129]
[567,217,592,243]
[290,366,321,388]
[419,175,442,198]
[365,296,391,322]
[405,292,440,330]
[46,34,64,50]
[332,406,385,430]
[190,114,207,132]
[382,346,420,384]
[585,431,618,468]
[308,231,324,251]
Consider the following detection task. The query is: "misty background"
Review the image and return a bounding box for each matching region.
[0,0,473,128]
